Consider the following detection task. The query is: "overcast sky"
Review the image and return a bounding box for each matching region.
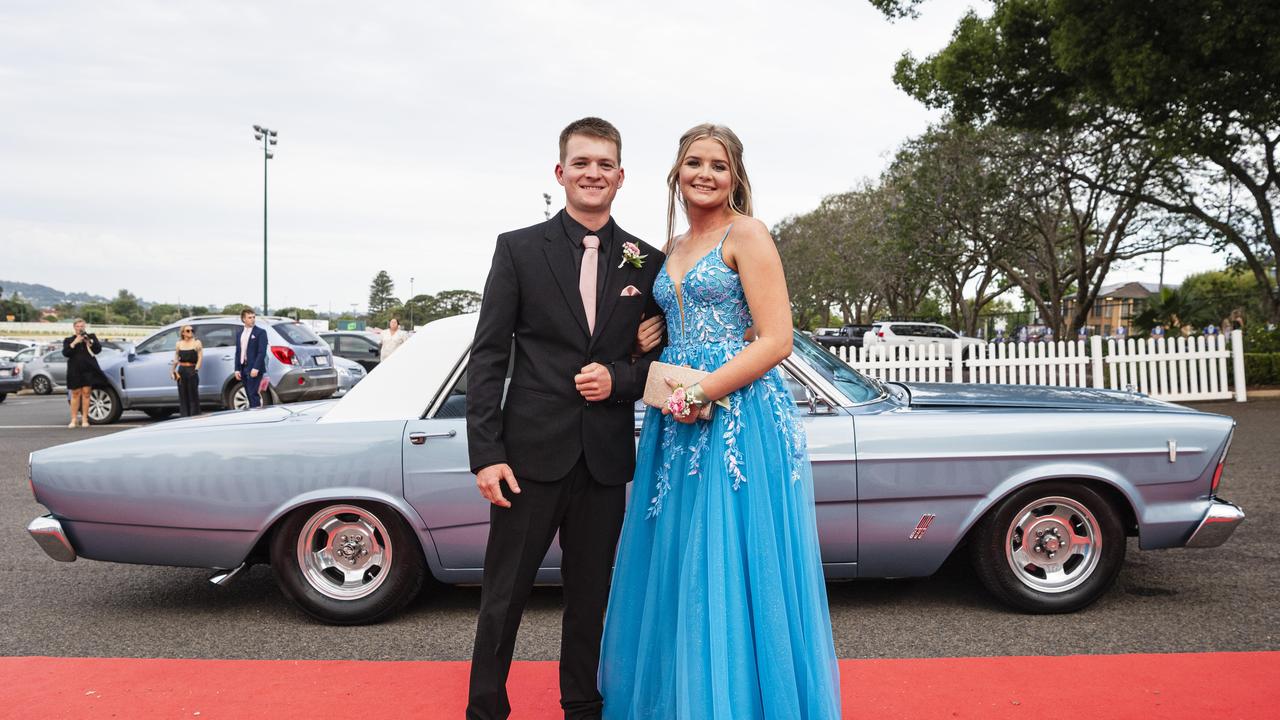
[1,0,1220,313]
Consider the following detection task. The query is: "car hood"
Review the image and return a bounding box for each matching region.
[899,383,1193,412]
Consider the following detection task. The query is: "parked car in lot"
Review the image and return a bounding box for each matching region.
[75,315,338,423]
[318,331,383,372]
[0,356,22,401]
[26,313,1245,624]
[813,324,872,349]
[332,355,367,397]
[863,321,985,359]
[0,338,38,359]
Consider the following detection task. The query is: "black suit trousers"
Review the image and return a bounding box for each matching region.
[466,456,626,720]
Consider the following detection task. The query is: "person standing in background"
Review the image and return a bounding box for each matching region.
[380,317,409,361]
[62,318,108,427]
[234,309,268,408]
[170,325,203,416]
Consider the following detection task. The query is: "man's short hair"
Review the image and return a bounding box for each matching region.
[559,117,622,164]
[240,308,255,319]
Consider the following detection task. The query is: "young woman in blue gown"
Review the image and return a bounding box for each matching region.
[600,124,842,719]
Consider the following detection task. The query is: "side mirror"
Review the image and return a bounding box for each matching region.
[128,352,137,361]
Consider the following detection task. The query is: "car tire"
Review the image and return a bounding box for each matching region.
[969,481,1125,614]
[0,393,5,403]
[225,380,275,410]
[269,501,426,625]
[32,375,53,395]
[86,386,123,425]
[143,408,176,420]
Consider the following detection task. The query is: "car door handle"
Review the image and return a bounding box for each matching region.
[409,430,457,445]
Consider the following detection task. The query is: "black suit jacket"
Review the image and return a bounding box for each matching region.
[467,210,666,484]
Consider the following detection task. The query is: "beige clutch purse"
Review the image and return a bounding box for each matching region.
[643,361,724,420]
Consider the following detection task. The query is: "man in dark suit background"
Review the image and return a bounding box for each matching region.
[233,308,269,408]
[465,117,665,720]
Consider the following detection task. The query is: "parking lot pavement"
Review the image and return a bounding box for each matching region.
[1,398,1276,662]
[0,393,152,428]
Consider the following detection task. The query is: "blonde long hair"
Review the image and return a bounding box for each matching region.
[664,123,754,253]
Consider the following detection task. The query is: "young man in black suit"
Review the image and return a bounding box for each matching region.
[465,117,665,720]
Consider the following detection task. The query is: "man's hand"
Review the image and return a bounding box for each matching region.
[476,463,521,508]
[634,314,665,355]
[250,369,259,378]
[234,370,242,381]
[575,363,612,402]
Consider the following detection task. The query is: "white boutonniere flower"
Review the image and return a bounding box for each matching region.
[619,242,647,269]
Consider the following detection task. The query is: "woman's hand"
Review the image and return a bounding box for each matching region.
[660,376,701,424]
[634,315,665,355]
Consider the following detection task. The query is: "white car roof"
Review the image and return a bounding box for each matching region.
[318,312,475,423]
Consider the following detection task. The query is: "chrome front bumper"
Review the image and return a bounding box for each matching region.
[1185,498,1245,549]
[28,514,77,562]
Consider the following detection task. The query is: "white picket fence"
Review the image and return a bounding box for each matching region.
[827,330,1246,402]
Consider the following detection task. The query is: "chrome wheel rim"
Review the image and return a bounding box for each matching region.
[295,505,392,601]
[1005,495,1101,594]
[87,388,112,422]
[33,376,51,394]
[232,385,248,410]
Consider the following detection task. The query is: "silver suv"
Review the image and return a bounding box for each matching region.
[86,315,338,424]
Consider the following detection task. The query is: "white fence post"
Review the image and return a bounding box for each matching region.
[1231,329,1247,402]
[951,339,963,383]
[1090,335,1105,389]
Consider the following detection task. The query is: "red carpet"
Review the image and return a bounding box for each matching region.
[3,652,1275,719]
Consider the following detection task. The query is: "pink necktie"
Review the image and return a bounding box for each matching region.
[580,235,600,334]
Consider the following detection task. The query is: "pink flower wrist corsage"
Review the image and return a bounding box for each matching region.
[666,385,692,419]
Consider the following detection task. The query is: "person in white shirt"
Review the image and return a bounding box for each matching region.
[380,317,408,361]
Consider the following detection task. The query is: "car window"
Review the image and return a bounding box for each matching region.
[197,324,239,348]
[319,334,336,348]
[136,328,180,354]
[272,321,322,345]
[14,348,36,362]
[790,330,881,403]
[45,350,63,362]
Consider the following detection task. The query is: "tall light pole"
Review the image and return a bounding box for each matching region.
[252,124,278,315]
[409,276,415,329]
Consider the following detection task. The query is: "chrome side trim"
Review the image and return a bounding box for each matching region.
[426,349,470,419]
[1185,499,1245,549]
[28,514,77,562]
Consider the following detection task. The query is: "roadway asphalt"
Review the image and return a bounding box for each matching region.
[1,393,1275,661]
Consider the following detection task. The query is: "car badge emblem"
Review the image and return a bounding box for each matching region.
[909,514,935,540]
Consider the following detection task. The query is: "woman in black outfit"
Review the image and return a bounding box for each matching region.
[170,325,203,417]
[62,318,109,427]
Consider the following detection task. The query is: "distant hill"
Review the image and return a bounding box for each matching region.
[0,280,113,309]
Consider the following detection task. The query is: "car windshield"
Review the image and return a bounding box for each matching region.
[273,321,322,345]
[790,330,882,403]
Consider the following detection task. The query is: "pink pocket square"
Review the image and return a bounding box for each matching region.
[620,285,642,297]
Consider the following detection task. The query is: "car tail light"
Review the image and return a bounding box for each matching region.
[271,346,299,366]
[876,330,884,338]
[10,365,19,376]
[1211,429,1234,494]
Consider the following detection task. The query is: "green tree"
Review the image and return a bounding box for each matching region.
[885,122,1015,335]
[220,303,254,316]
[274,306,318,320]
[432,289,482,318]
[879,0,1280,321]
[368,270,399,319]
[109,289,143,324]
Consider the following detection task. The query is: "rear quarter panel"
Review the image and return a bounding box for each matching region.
[853,404,1233,577]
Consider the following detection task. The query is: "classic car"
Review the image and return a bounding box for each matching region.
[26,313,1244,624]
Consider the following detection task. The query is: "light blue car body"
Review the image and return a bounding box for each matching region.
[27,317,1240,588]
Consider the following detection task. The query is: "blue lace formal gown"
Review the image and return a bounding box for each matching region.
[600,227,842,719]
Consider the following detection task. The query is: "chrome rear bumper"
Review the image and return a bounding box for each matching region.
[1185,498,1245,549]
[28,514,77,562]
